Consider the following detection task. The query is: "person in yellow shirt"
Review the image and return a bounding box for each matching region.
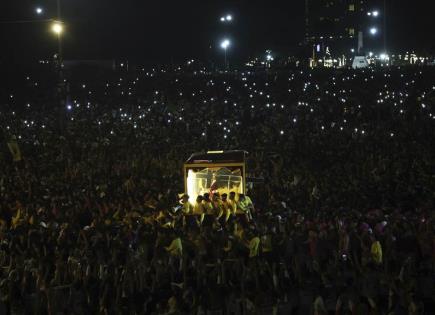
[247,233,261,258]
[165,232,183,258]
[202,193,214,227]
[212,194,224,221]
[180,194,193,215]
[12,207,22,229]
[221,193,233,223]
[202,193,214,215]
[180,194,194,227]
[228,192,237,216]
[237,194,254,221]
[193,195,205,226]
[370,237,383,265]
[234,221,244,240]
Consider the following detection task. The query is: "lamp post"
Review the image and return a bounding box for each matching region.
[366,0,387,54]
[51,21,64,59]
[383,0,387,53]
[55,0,63,61]
[221,39,230,69]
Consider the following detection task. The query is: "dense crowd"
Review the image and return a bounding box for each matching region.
[0,62,434,314]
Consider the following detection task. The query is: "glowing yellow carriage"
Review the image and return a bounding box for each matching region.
[184,151,247,202]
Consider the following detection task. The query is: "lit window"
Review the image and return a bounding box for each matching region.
[349,4,355,11]
[349,28,355,36]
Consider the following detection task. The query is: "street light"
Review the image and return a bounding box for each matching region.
[372,11,379,17]
[35,7,43,15]
[221,39,230,49]
[51,21,63,35]
[221,39,230,69]
[220,14,233,23]
[370,27,378,35]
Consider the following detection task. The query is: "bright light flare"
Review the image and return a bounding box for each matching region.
[221,39,230,50]
[52,22,63,35]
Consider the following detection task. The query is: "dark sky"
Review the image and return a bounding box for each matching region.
[1,0,434,63]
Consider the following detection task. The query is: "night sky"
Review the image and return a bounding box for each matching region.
[1,0,434,63]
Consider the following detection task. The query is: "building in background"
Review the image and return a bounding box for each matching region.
[305,0,385,66]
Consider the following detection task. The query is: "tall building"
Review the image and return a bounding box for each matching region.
[305,0,384,60]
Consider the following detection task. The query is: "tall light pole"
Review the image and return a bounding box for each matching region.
[52,0,66,131]
[56,0,63,61]
[383,0,387,53]
[366,2,387,54]
[221,39,230,69]
[51,21,63,59]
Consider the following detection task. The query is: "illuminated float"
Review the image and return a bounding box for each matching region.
[184,151,247,202]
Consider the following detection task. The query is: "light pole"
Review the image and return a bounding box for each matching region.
[366,1,387,54]
[221,39,230,69]
[51,21,64,59]
[383,0,387,53]
[56,0,63,61]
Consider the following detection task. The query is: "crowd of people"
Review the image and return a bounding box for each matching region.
[0,61,434,314]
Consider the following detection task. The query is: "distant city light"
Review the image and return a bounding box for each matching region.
[36,7,43,15]
[380,53,389,60]
[370,27,378,35]
[350,48,355,53]
[369,51,374,57]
